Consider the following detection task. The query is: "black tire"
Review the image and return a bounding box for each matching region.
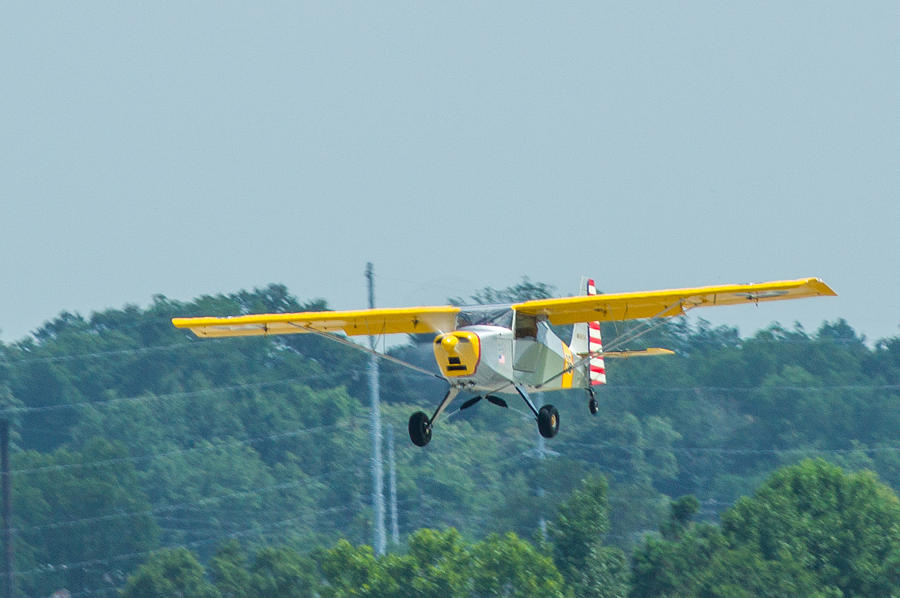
[537,404,560,439]
[589,397,599,415]
[408,411,432,447]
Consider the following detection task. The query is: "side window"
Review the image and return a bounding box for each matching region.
[514,313,538,339]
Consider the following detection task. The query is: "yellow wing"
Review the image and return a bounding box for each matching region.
[172,306,460,338]
[513,277,835,325]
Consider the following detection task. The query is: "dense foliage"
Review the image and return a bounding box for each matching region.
[0,281,897,596]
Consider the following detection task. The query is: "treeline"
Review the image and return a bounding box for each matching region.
[122,460,900,597]
[0,281,898,596]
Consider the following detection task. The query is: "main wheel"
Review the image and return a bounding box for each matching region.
[537,404,560,439]
[408,411,432,447]
[589,397,599,415]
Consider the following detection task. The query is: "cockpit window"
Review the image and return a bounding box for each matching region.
[457,307,513,328]
[514,312,538,339]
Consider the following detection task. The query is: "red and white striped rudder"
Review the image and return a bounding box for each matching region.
[569,278,607,387]
[585,279,607,385]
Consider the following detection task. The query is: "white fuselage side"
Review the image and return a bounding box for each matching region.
[433,320,587,395]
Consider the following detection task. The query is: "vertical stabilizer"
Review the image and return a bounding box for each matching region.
[570,278,607,386]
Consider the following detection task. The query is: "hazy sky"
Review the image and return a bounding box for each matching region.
[2,3,898,344]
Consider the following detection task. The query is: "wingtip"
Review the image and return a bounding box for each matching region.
[809,278,838,297]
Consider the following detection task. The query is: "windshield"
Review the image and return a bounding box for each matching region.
[456,305,513,328]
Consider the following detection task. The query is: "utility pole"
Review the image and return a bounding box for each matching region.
[533,395,557,543]
[537,427,547,540]
[365,263,386,555]
[387,425,400,545]
[1,419,13,598]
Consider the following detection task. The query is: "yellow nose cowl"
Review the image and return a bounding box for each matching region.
[434,332,480,377]
[441,334,460,353]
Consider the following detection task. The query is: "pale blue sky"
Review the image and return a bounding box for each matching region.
[1,3,898,343]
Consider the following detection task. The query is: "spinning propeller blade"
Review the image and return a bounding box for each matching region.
[460,396,483,410]
[485,395,508,408]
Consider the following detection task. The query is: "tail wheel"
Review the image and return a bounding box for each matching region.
[537,404,560,439]
[408,411,432,447]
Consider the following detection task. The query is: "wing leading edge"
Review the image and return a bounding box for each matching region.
[512,277,836,326]
[172,306,460,338]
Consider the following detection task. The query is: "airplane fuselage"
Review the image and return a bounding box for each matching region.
[432,319,587,395]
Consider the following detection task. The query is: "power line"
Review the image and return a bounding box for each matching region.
[13,464,363,534]
[0,337,231,365]
[0,372,341,418]
[554,439,900,456]
[5,502,362,582]
[21,494,435,598]
[10,419,362,476]
[608,383,900,393]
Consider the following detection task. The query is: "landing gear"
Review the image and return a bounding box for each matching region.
[408,411,432,447]
[408,387,460,447]
[514,385,560,439]
[588,388,599,415]
[410,385,562,445]
[537,404,560,438]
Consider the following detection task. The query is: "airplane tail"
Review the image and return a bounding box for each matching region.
[570,278,607,386]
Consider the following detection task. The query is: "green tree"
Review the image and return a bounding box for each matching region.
[549,474,610,573]
[721,458,900,597]
[403,528,472,598]
[470,532,567,598]
[631,460,900,597]
[317,528,566,598]
[696,545,840,598]
[630,521,727,598]
[659,495,700,541]
[548,475,628,598]
[13,438,159,597]
[247,546,318,598]
[121,547,220,598]
[316,539,380,598]
[209,540,252,598]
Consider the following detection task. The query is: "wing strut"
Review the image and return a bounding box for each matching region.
[602,300,685,352]
[286,323,446,381]
[535,301,682,391]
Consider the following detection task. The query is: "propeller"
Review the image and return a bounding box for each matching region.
[459,394,508,411]
[459,396,482,410]
[485,395,508,408]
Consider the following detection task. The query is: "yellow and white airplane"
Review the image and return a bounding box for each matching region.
[173,277,835,446]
